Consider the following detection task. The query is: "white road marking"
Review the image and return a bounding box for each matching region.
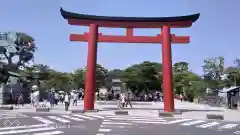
[132,121,166,124]
[85,114,104,119]
[196,122,220,128]
[103,119,111,122]
[167,119,192,124]
[181,120,205,126]
[100,125,125,128]
[60,115,84,121]
[109,117,164,120]
[0,127,55,134]
[47,116,70,123]
[33,116,55,124]
[234,131,240,134]
[219,124,238,129]
[96,134,105,135]
[109,118,166,121]
[71,114,95,120]
[102,122,133,125]
[105,115,162,119]
[98,128,112,132]
[0,124,48,131]
[33,130,64,135]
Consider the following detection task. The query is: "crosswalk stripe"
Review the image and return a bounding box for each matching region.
[181,120,205,126]
[60,115,84,121]
[0,127,56,135]
[167,119,192,124]
[109,117,165,121]
[98,128,112,132]
[85,114,104,119]
[196,122,219,128]
[33,130,64,135]
[0,124,48,131]
[102,122,133,125]
[47,116,70,123]
[33,117,55,124]
[103,119,111,122]
[219,124,238,129]
[132,121,166,124]
[234,131,240,134]
[105,115,162,119]
[71,114,95,120]
[100,125,125,128]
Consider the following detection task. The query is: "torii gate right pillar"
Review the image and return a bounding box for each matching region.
[162,25,174,112]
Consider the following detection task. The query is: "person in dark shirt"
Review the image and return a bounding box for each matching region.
[125,93,132,108]
[116,94,120,100]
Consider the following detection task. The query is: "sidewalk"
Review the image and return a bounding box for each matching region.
[4,100,240,121]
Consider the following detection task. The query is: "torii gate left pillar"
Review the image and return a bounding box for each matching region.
[84,24,98,110]
[60,8,200,112]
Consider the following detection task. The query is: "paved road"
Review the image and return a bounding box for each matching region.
[0,112,239,135]
[0,112,102,135]
[97,115,240,135]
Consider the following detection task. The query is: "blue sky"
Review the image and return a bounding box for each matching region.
[0,0,239,75]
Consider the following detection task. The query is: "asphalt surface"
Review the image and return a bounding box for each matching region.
[0,111,238,135]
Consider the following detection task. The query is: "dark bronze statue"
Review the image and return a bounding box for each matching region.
[0,32,36,104]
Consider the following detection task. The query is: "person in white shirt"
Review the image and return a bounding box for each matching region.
[32,85,39,107]
[120,92,126,109]
[64,93,70,111]
[72,93,78,106]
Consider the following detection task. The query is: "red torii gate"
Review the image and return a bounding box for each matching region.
[60,8,200,112]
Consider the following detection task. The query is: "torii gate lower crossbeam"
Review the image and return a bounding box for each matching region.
[60,8,200,112]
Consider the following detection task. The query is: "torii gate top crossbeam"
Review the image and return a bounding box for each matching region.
[60,8,200,28]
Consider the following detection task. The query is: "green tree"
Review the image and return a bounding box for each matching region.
[202,56,225,89]
[122,61,162,96]
[224,58,240,86]
[173,61,189,95]
[173,61,205,101]
[72,69,85,89]
[82,64,108,90]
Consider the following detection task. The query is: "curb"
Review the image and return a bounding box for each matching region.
[206,114,224,120]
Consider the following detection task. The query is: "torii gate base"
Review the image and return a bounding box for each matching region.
[60,8,199,112]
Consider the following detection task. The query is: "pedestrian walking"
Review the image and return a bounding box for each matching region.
[180,94,183,102]
[18,93,24,106]
[32,85,39,107]
[116,93,121,109]
[48,91,55,108]
[72,92,78,106]
[125,93,132,108]
[64,93,70,111]
[120,92,126,109]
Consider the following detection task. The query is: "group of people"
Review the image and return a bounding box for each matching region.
[117,92,132,109]
[47,91,83,111]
